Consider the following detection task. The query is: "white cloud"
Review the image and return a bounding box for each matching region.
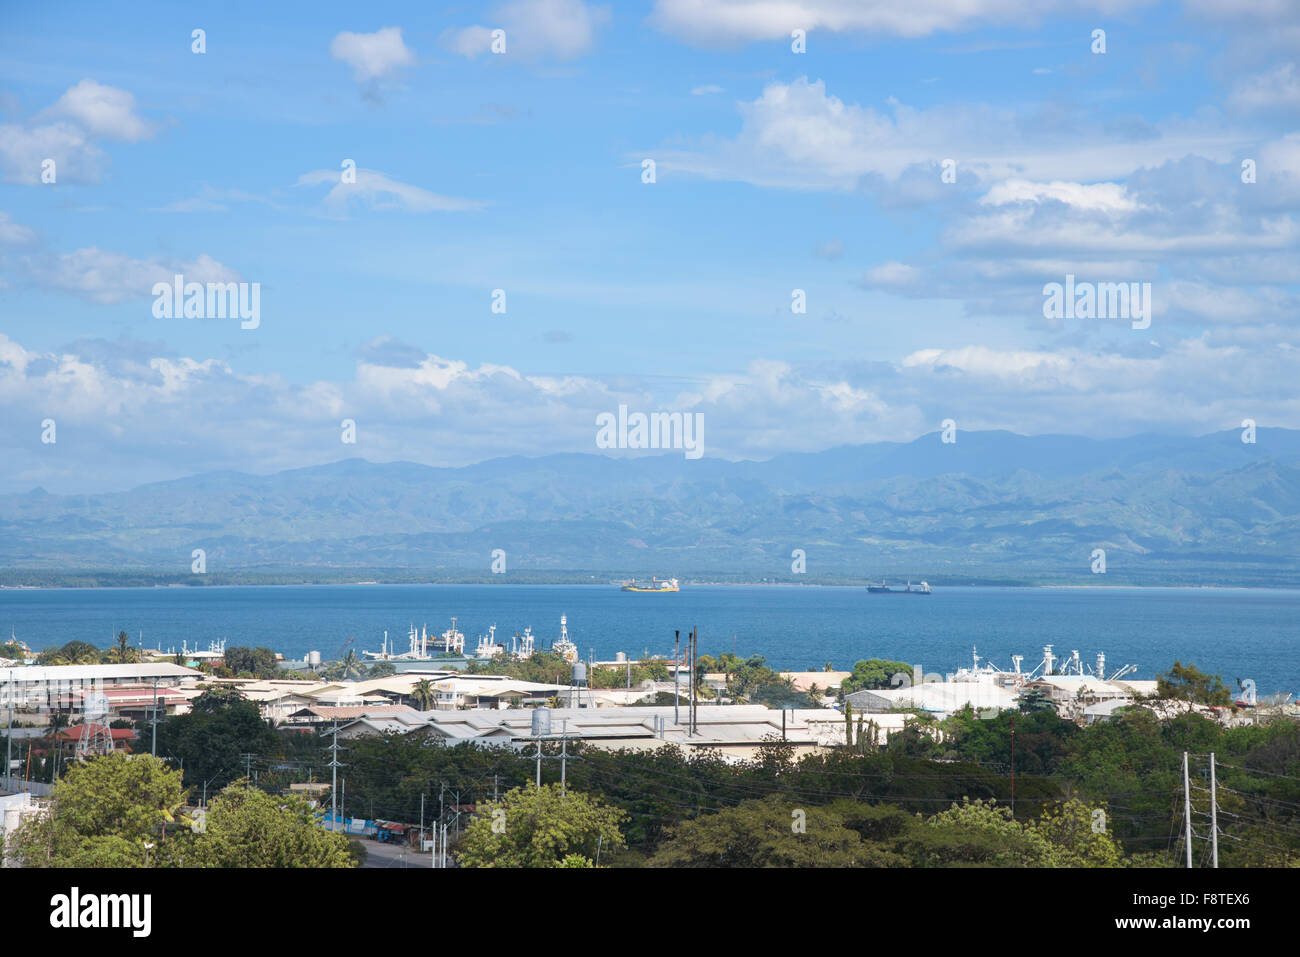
[42,79,153,142]
[295,168,484,216]
[442,25,497,57]
[0,80,152,184]
[442,0,610,60]
[979,179,1139,213]
[7,328,1300,495]
[1229,62,1300,114]
[691,84,724,95]
[330,27,416,81]
[649,77,1244,192]
[26,248,242,305]
[649,0,1158,44]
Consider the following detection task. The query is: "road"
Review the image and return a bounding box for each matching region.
[358,839,456,869]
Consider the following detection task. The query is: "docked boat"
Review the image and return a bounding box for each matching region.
[473,625,505,660]
[866,579,932,595]
[362,618,465,660]
[511,627,535,659]
[552,615,578,664]
[621,577,679,593]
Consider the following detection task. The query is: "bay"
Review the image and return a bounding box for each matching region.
[1,584,1297,696]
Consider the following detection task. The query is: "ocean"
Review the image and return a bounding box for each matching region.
[2,584,1297,694]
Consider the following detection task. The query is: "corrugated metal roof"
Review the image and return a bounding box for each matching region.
[1,663,201,682]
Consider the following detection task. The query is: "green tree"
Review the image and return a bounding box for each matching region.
[905,798,1057,867]
[106,630,140,664]
[841,659,913,695]
[1157,661,1232,707]
[39,640,101,665]
[1033,798,1124,867]
[457,784,626,868]
[221,646,278,678]
[7,753,186,867]
[648,794,883,868]
[191,784,354,868]
[156,688,276,790]
[411,679,436,711]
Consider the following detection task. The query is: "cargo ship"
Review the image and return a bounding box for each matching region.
[621,577,680,593]
[866,579,931,595]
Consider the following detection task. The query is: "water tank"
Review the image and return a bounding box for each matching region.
[614,652,627,663]
[307,651,321,667]
[531,707,552,737]
[571,662,587,683]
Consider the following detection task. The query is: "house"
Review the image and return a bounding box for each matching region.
[55,724,138,752]
[0,663,202,713]
[285,704,418,728]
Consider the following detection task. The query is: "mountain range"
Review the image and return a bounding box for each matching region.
[3,428,1300,586]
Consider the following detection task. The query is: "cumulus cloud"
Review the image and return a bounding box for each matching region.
[857,151,1300,335]
[330,27,416,101]
[646,77,1243,192]
[0,80,151,184]
[294,167,484,217]
[441,0,610,60]
[41,79,153,141]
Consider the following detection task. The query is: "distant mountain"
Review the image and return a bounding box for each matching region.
[3,428,1300,586]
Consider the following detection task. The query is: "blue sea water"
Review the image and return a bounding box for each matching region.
[1,584,1297,695]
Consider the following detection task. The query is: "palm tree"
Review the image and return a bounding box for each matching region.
[340,649,363,679]
[412,679,436,711]
[111,630,140,664]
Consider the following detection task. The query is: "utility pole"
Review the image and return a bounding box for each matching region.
[535,738,543,787]
[1210,752,1219,868]
[328,718,345,833]
[673,630,680,726]
[690,626,698,736]
[5,668,12,793]
[1009,712,1016,813]
[150,677,159,757]
[559,727,579,797]
[1183,751,1193,869]
[493,774,498,801]
[420,792,425,849]
[242,752,254,780]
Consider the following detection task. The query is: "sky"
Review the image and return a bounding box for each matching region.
[0,0,1298,493]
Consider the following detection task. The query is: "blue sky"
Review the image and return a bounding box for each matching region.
[1,0,1298,492]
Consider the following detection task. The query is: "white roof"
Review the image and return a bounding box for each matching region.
[852,683,1017,713]
[1035,676,1136,698]
[0,663,201,682]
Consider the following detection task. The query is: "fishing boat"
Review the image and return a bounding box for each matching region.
[621,577,679,593]
[511,627,535,659]
[362,618,466,660]
[473,625,505,660]
[553,615,578,664]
